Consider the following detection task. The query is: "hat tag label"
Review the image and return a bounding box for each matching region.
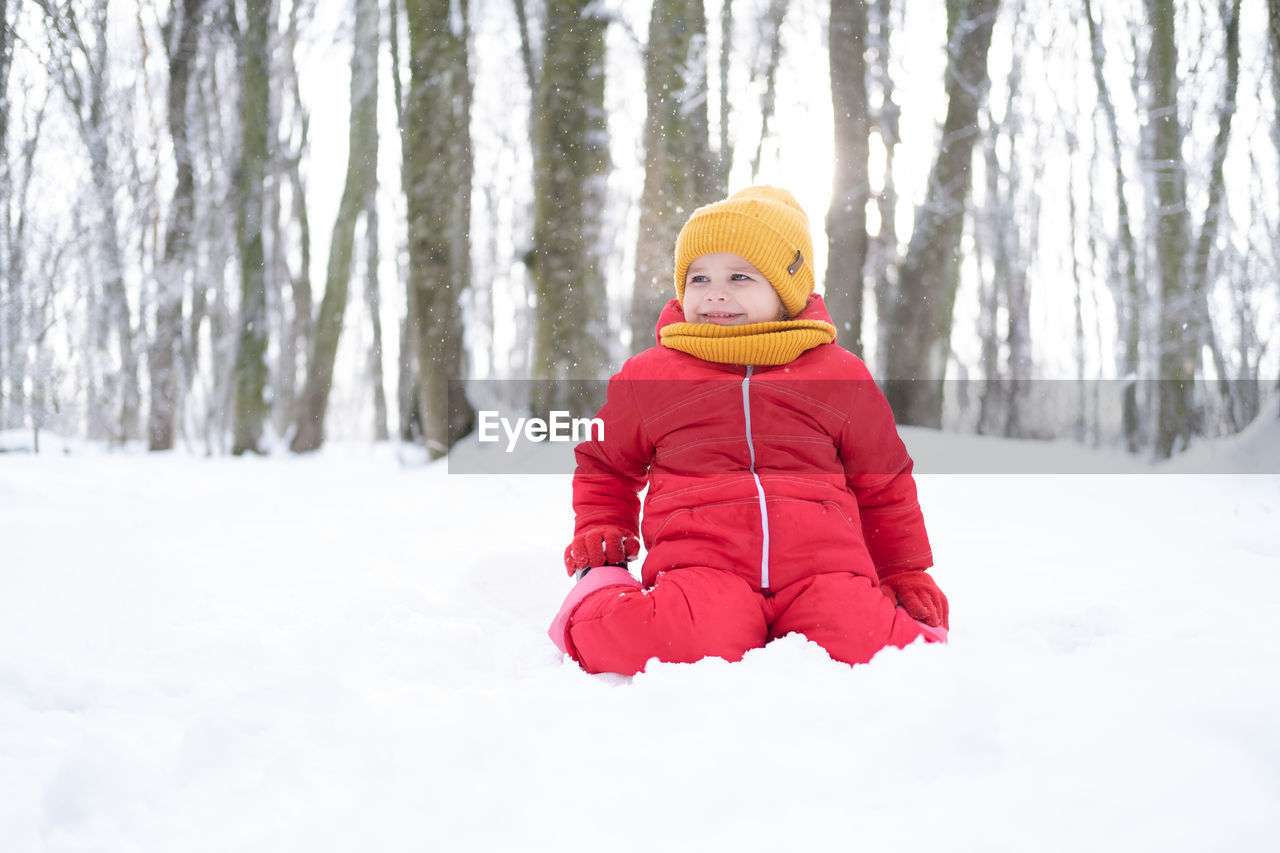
[787,251,804,275]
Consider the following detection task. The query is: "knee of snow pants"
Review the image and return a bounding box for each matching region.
[548,565,643,659]
[766,572,948,665]
[565,566,768,675]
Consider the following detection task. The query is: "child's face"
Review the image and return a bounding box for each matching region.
[682,253,786,325]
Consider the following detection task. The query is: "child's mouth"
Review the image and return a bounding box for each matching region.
[700,312,741,324]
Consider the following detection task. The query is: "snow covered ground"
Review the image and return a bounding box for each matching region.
[2,421,1278,852]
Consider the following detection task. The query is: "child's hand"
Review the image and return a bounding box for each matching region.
[563,526,640,575]
[880,570,949,629]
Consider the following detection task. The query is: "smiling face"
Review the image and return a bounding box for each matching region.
[681,253,786,326]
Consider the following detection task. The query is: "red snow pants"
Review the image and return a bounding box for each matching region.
[565,567,944,675]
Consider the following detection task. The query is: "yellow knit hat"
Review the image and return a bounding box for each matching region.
[673,185,816,319]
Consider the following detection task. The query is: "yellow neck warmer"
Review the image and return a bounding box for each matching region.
[659,318,837,366]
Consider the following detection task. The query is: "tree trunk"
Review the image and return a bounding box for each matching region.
[1069,135,1088,442]
[501,0,535,390]
[91,0,140,443]
[269,2,311,439]
[989,1,1033,439]
[1271,0,1280,160]
[231,0,273,455]
[0,0,13,429]
[186,34,240,453]
[717,0,734,193]
[89,130,140,444]
[389,0,414,443]
[977,117,1007,436]
[529,0,611,413]
[1190,0,1242,433]
[977,81,1035,438]
[364,177,389,441]
[0,0,8,199]
[869,0,898,376]
[749,0,789,180]
[401,0,475,458]
[1268,0,1280,416]
[882,0,999,427]
[825,0,870,353]
[42,0,142,442]
[1145,0,1196,459]
[512,0,537,98]
[148,0,205,450]
[630,0,715,355]
[1083,0,1143,450]
[290,0,379,453]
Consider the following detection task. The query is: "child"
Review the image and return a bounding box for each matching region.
[548,186,948,675]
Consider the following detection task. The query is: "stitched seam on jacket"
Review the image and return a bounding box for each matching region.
[640,381,742,427]
[648,497,771,540]
[752,382,849,421]
[646,476,759,508]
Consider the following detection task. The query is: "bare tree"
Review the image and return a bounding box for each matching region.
[1229,173,1269,425]
[231,0,273,455]
[529,0,611,413]
[825,0,870,353]
[512,0,537,97]
[1083,0,1143,450]
[1264,0,1279,415]
[868,0,899,375]
[389,0,412,441]
[1189,0,1243,432]
[630,0,716,354]
[400,0,475,457]
[882,0,1000,428]
[0,0,9,208]
[147,0,206,450]
[717,0,734,193]
[290,0,379,453]
[1271,0,1280,171]
[185,13,240,452]
[363,183,389,441]
[1,0,15,428]
[749,0,788,180]
[269,0,313,439]
[976,0,1036,438]
[1144,0,1196,458]
[39,0,141,442]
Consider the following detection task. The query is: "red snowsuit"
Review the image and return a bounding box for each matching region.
[561,295,943,674]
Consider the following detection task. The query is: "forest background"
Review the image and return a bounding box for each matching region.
[2,0,1278,463]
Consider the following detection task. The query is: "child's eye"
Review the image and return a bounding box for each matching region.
[688,274,709,284]
[731,273,751,282]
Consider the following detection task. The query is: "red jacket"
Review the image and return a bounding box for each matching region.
[571,295,933,592]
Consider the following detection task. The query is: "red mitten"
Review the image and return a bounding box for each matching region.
[880,570,949,629]
[563,526,640,575]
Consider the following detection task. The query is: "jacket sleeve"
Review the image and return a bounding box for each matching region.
[570,372,653,536]
[836,373,934,576]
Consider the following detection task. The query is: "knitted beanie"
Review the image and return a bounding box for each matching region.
[673,186,816,319]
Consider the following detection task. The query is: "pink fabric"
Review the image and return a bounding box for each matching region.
[547,566,642,656]
[906,609,949,643]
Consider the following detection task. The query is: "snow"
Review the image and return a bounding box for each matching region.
[2,425,1279,852]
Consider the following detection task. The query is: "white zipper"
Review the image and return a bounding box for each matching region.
[741,366,770,589]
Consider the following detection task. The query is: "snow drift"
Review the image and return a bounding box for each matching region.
[2,424,1278,851]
